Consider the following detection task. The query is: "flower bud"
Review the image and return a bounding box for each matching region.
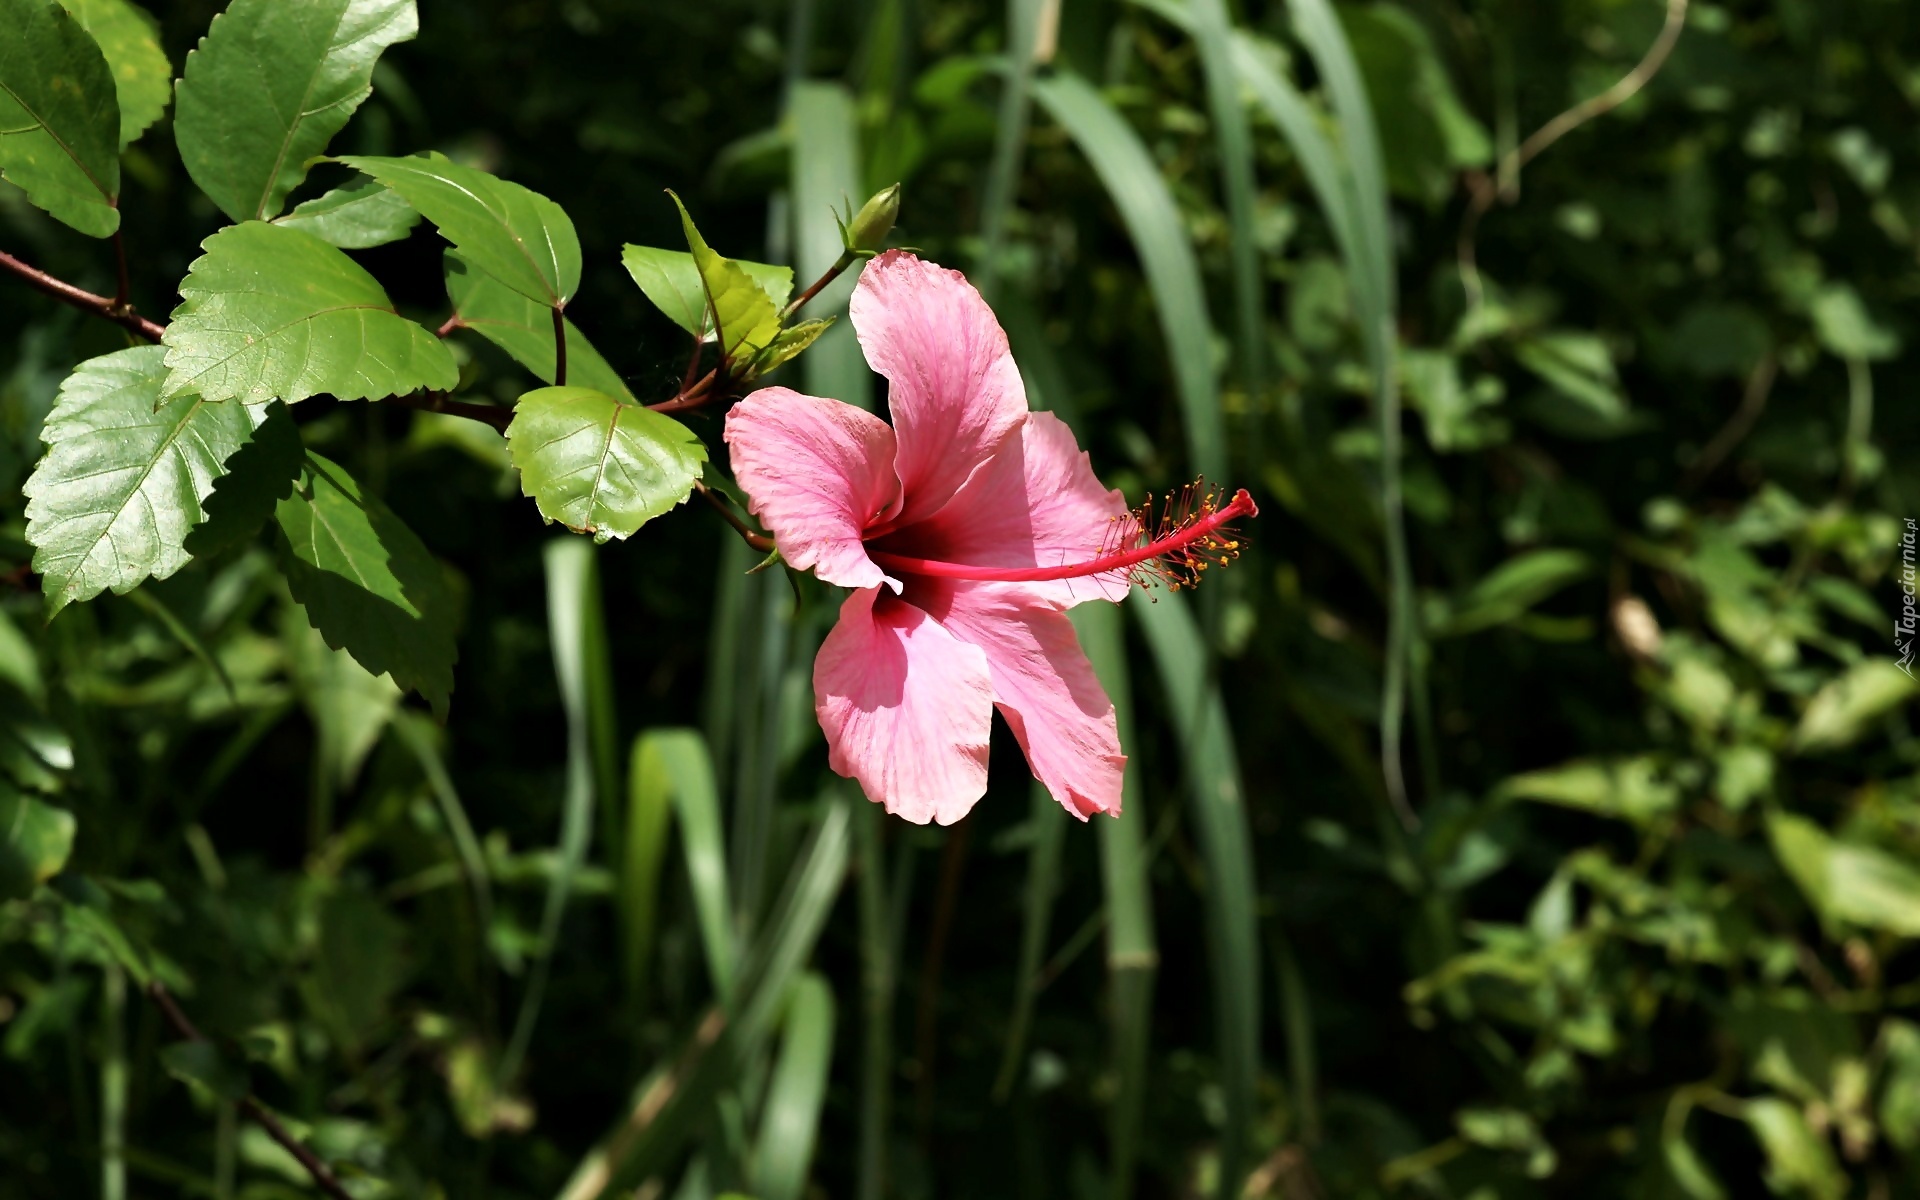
[846,183,901,252]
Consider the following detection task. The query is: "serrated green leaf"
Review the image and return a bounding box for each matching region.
[162,221,457,405]
[337,152,580,307]
[276,453,457,715]
[751,317,834,377]
[56,0,167,147]
[620,244,793,339]
[174,0,417,223]
[0,781,75,901]
[23,347,260,616]
[184,400,303,558]
[445,252,632,399]
[0,0,121,236]
[506,386,706,542]
[274,178,420,249]
[666,192,782,357]
[158,1040,250,1102]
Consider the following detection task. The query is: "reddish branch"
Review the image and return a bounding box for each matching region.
[0,247,164,343]
[147,982,355,1200]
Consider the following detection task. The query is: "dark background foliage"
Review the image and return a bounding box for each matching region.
[3,0,1918,1197]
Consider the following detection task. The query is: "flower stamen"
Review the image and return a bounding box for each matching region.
[868,483,1258,590]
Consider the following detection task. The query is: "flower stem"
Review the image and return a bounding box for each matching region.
[780,247,858,321]
[552,306,568,386]
[694,481,773,552]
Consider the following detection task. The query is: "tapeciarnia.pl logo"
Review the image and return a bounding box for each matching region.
[1900,517,1917,677]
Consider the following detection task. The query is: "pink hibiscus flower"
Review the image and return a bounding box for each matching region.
[724,250,1255,825]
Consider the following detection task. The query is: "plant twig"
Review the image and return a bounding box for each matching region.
[1458,0,1689,308]
[1,246,164,342]
[552,306,568,387]
[110,231,131,311]
[435,313,463,338]
[780,247,857,321]
[146,982,356,1200]
[648,368,719,416]
[1681,352,1776,492]
[693,481,773,552]
[388,390,514,432]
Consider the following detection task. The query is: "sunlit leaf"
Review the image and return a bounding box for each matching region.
[56,0,168,147]
[162,221,458,405]
[174,0,417,222]
[1792,659,1917,753]
[664,191,782,357]
[0,0,121,236]
[620,243,792,341]
[446,252,632,398]
[1767,811,1920,938]
[23,347,259,616]
[0,782,75,901]
[338,151,580,307]
[751,318,834,377]
[506,386,706,542]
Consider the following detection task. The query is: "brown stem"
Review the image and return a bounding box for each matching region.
[387,390,513,432]
[694,480,773,552]
[0,246,163,342]
[648,368,718,416]
[147,983,355,1200]
[551,306,568,387]
[111,230,131,310]
[435,313,463,338]
[780,248,858,322]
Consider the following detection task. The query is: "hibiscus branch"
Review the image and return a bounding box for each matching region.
[146,982,356,1200]
[552,305,568,386]
[388,389,514,432]
[0,245,165,342]
[694,480,773,552]
[781,248,858,322]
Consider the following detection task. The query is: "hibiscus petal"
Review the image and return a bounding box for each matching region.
[724,387,902,592]
[885,411,1132,606]
[850,250,1027,526]
[815,586,994,825]
[925,582,1124,819]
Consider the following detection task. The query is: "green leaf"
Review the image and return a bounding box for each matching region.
[1791,660,1918,754]
[1767,811,1920,938]
[753,972,836,1200]
[1880,1020,1920,1153]
[184,400,304,558]
[1810,283,1899,362]
[1339,2,1490,204]
[1498,756,1679,826]
[56,0,168,147]
[275,453,457,715]
[750,317,834,377]
[1513,331,1639,437]
[23,346,260,616]
[337,152,580,307]
[1743,1097,1845,1200]
[274,178,420,249]
[1430,549,1592,637]
[0,782,75,901]
[665,192,782,356]
[506,386,706,542]
[0,0,121,236]
[445,252,632,399]
[157,1040,249,1102]
[162,221,457,405]
[620,244,793,340]
[174,0,417,222]
[313,884,407,1051]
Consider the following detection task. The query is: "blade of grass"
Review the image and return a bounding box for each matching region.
[1072,601,1157,1200]
[556,798,851,1200]
[501,538,605,1088]
[855,804,896,1200]
[1288,0,1432,820]
[788,81,872,410]
[621,730,686,1009]
[652,728,736,1003]
[991,783,1065,1101]
[977,0,1054,291]
[1129,589,1258,1199]
[1032,70,1225,485]
[752,971,836,1200]
[102,961,126,1200]
[703,532,754,772]
[1187,0,1267,438]
[733,571,794,933]
[1271,926,1320,1144]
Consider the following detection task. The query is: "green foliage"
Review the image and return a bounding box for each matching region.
[274,178,421,249]
[55,0,168,148]
[162,220,458,405]
[275,452,457,714]
[0,783,73,901]
[23,346,258,614]
[447,252,631,397]
[174,0,418,223]
[506,386,707,542]
[0,0,121,236]
[340,151,581,307]
[666,190,783,356]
